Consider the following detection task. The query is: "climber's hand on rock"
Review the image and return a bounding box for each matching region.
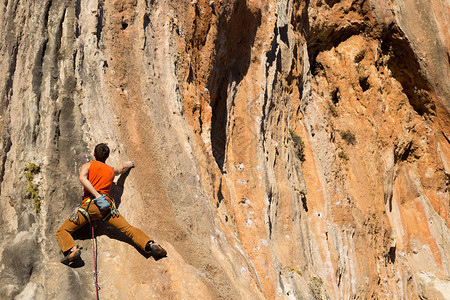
[125,161,135,169]
[114,161,135,175]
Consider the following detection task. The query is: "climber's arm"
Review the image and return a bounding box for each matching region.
[79,162,101,198]
[114,161,134,176]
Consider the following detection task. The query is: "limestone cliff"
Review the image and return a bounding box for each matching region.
[0,0,449,299]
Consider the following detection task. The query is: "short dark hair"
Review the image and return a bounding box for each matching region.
[94,143,110,162]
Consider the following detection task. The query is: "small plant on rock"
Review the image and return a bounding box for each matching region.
[24,162,40,213]
[309,276,323,299]
[338,151,349,161]
[289,129,306,162]
[289,267,302,275]
[340,129,356,145]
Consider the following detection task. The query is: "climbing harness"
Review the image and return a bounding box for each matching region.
[68,194,120,300]
[69,194,119,223]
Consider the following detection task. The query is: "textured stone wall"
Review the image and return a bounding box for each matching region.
[0,0,448,299]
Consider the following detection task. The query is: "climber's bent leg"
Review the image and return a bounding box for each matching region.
[56,201,101,253]
[56,211,88,253]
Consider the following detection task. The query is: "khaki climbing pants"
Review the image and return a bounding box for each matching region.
[56,200,150,253]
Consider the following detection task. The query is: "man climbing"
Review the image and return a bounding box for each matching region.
[56,143,166,265]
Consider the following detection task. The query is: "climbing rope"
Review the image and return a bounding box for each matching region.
[91,221,100,300]
[71,194,119,299]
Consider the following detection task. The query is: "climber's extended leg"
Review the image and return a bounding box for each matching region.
[106,213,166,258]
[106,213,151,251]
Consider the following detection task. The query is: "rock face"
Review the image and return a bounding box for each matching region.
[0,0,449,299]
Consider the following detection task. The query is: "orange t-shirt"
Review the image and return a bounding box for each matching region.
[83,161,115,197]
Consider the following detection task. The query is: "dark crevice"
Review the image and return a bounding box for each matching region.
[273,148,278,167]
[260,70,278,155]
[442,131,450,145]
[267,190,273,238]
[216,180,224,208]
[301,193,308,212]
[290,0,309,114]
[337,269,342,287]
[279,24,289,47]
[354,51,365,64]
[261,21,279,145]
[447,51,450,66]
[143,13,150,31]
[400,142,412,161]
[360,76,369,92]
[75,0,81,20]
[0,137,12,194]
[193,4,201,45]
[72,50,77,74]
[43,0,51,30]
[11,0,19,15]
[292,0,310,39]
[276,49,283,73]
[31,38,47,143]
[31,39,47,100]
[286,44,298,86]
[75,0,81,38]
[324,0,340,8]
[266,25,279,69]
[394,141,413,163]
[209,0,261,171]
[193,103,202,135]
[331,88,340,104]
[260,85,270,152]
[143,13,150,49]
[306,0,368,75]
[1,0,22,109]
[32,0,52,143]
[56,8,66,53]
[3,41,19,108]
[308,23,365,75]
[187,66,194,84]
[210,92,227,170]
[121,21,128,30]
[381,24,436,116]
[145,0,156,8]
[54,110,61,139]
[96,0,104,47]
[386,246,396,264]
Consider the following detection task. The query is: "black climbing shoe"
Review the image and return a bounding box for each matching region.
[61,246,81,265]
[145,240,167,259]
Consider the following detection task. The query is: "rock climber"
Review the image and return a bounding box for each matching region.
[56,143,166,265]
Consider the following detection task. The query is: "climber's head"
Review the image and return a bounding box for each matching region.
[94,143,110,162]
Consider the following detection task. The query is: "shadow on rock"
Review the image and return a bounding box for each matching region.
[109,168,132,208]
[67,257,85,268]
